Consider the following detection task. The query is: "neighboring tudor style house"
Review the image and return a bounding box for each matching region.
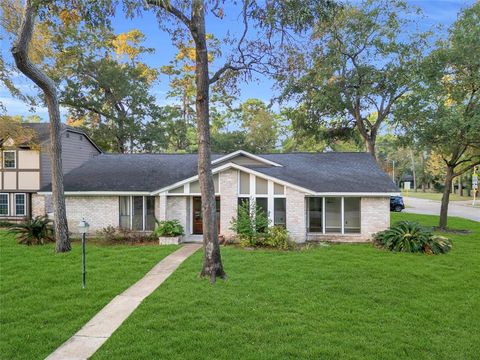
[35,148,400,242]
[0,123,101,221]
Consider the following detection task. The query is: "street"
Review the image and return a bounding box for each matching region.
[403,197,480,222]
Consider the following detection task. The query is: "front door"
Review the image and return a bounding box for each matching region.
[192,197,220,234]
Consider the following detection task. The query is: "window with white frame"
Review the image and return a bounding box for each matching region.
[307,197,361,234]
[3,151,16,169]
[0,194,8,216]
[15,193,26,216]
[119,196,156,231]
[237,171,287,229]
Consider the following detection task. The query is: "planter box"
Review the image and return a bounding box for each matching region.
[158,236,182,245]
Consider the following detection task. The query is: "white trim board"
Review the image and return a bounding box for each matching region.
[211,150,283,167]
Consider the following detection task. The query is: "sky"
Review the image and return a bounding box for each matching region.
[0,0,475,122]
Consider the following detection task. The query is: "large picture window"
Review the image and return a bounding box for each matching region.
[344,197,361,233]
[325,197,342,233]
[15,194,26,216]
[308,197,323,232]
[0,194,8,216]
[119,196,156,231]
[308,197,361,235]
[119,197,131,229]
[274,198,286,227]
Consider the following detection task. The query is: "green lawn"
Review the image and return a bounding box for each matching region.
[92,213,480,360]
[401,190,473,201]
[0,232,178,360]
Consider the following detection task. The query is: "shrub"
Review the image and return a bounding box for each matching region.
[96,226,156,244]
[374,221,452,254]
[263,226,295,250]
[231,199,270,247]
[0,220,14,228]
[154,220,184,237]
[9,216,53,245]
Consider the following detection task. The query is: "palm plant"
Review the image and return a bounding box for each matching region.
[9,216,54,245]
[374,221,452,254]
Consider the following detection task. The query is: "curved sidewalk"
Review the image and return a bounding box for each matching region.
[46,244,201,360]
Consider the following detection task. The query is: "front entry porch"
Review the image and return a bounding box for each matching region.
[191,196,220,235]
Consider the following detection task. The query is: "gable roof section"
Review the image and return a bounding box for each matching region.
[212,150,283,167]
[40,152,399,194]
[16,123,102,153]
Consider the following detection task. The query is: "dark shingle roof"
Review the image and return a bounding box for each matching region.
[251,153,398,193]
[42,152,398,193]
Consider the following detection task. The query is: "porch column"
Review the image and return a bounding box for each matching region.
[219,169,238,239]
[158,194,167,221]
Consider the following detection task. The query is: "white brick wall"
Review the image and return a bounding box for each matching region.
[65,196,119,234]
[32,194,46,217]
[285,187,306,242]
[361,197,390,238]
[219,169,238,239]
[166,196,188,232]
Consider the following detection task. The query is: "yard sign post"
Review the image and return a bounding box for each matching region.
[473,167,478,208]
[77,219,90,289]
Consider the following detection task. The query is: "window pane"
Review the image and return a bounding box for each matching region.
[325,197,342,233]
[274,198,286,227]
[255,177,268,194]
[119,197,131,229]
[169,185,184,193]
[145,196,156,231]
[15,194,25,216]
[132,196,144,230]
[239,171,250,194]
[4,152,15,168]
[0,194,8,215]
[274,183,284,195]
[255,198,268,232]
[190,180,200,193]
[308,197,322,232]
[344,197,361,234]
[237,197,250,217]
[213,174,219,193]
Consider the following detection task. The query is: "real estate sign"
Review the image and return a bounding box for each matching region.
[404,181,411,190]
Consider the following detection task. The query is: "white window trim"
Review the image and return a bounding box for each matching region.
[3,150,16,169]
[307,196,361,235]
[0,193,9,216]
[14,193,26,216]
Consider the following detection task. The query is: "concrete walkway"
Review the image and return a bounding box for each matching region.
[46,244,201,360]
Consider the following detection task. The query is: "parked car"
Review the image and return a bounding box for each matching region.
[390,196,405,212]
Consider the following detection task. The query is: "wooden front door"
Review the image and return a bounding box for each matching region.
[192,197,220,235]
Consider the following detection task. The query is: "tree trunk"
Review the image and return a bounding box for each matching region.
[191,0,225,282]
[439,165,454,230]
[459,175,463,196]
[11,0,70,252]
[366,138,376,158]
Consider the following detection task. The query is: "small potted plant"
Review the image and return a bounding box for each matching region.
[154,220,184,245]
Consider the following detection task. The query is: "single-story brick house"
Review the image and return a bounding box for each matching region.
[35,150,399,242]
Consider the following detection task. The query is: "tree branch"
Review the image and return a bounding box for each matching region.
[146,0,192,29]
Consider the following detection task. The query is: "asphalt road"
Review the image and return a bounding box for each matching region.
[403,197,480,222]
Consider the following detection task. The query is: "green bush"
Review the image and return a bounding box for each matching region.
[9,216,54,245]
[263,226,295,250]
[154,220,184,237]
[374,221,452,254]
[231,199,270,247]
[0,220,14,228]
[96,226,156,243]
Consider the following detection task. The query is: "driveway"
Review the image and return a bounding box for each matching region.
[403,197,480,222]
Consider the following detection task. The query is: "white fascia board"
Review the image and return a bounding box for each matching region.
[211,150,283,167]
[151,163,233,195]
[38,191,151,196]
[306,192,400,197]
